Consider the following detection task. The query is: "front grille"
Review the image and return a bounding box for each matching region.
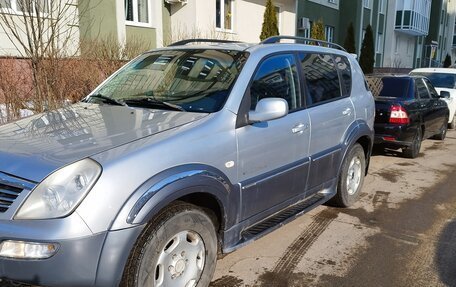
[0,183,23,213]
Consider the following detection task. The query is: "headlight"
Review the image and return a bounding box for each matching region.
[15,158,102,220]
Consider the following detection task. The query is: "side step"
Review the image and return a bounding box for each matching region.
[241,193,327,241]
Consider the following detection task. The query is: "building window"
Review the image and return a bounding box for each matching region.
[363,0,369,8]
[0,0,49,14]
[325,26,334,43]
[328,0,336,4]
[125,0,151,26]
[376,33,383,53]
[216,0,233,31]
[303,21,312,38]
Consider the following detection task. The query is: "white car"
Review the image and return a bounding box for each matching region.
[410,68,456,129]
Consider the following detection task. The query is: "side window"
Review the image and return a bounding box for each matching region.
[334,55,352,97]
[299,53,342,106]
[416,79,430,99]
[250,54,301,111]
[423,78,439,99]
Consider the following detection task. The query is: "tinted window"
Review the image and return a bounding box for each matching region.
[93,49,249,113]
[299,53,342,106]
[250,54,301,111]
[378,77,410,98]
[334,55,352,97]
[410,72,456,89]
[416,79,430,99]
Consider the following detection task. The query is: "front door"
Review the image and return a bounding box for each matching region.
[236,53,310,221]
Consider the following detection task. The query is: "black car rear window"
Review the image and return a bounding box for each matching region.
[378,77,410,98]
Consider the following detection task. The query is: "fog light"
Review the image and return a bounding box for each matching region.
[0,240,59,259]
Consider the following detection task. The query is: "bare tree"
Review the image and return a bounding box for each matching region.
[0,0,82,112]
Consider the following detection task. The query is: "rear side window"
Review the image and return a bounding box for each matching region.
[299,53,342,106]
[334,55,352,97]
[250,54,301,111]
[416,78,430,99]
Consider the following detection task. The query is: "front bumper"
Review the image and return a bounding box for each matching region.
[0,216,145,287]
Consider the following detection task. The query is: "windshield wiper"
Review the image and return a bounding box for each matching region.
[123,97,185,111]
[85,94,127,106]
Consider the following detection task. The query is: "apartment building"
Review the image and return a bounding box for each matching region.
[296,0,388,68]
[169,0,297,43]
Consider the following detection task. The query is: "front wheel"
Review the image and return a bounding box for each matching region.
[122,202,218,287]
[449,114,455,129]
[328,143,366,207]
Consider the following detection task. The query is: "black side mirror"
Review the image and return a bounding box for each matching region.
[440,90,451,99]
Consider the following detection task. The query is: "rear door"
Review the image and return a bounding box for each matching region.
[236,53,311,221]
[298,53,355,194]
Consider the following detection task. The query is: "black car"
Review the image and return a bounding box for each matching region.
[368,75,449,158]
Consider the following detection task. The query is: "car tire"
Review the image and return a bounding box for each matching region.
[403,127,422,158]
[434,118,448,140]
[449,114,456,129]
[328,143,366,208]
[121,201,218,287]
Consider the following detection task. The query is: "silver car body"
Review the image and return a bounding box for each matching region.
[0,42,374,286]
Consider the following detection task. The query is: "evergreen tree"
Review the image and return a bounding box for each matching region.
[311,19,325,41]
[344,22,356,53]
[260,0,279,41]
[359,25,375,74]
[444,54,452,68]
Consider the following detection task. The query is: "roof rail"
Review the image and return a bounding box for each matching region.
[168,39,243,47]
[261,36,346,52]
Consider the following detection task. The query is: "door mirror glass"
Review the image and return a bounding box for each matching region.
[249,98,288,123]
[440,90,451,99]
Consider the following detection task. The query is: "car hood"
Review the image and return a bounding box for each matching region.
[0,103,208,182]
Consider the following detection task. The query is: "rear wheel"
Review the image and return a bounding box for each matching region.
[122,202,218,287]
[434,118,448,140]
[328,143,366,207]
[403,127,422,158]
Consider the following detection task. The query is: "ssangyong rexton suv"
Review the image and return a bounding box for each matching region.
[0,37,374,287]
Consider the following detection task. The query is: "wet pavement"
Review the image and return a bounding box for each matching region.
[211,130,456,287]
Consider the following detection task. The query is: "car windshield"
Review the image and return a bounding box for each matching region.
[410,72,456,89]
[90,49,249,113]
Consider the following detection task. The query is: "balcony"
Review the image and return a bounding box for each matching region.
[395,10,429,36]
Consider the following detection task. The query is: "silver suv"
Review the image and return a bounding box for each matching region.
[0,37,374,287]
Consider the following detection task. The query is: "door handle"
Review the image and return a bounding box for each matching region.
[292,123,309,134]
[342,108,352,116]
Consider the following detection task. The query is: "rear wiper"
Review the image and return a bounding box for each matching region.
[123,97,185,111]
[85,94,127,106]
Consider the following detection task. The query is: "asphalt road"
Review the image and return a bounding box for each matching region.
[211,129,456,287]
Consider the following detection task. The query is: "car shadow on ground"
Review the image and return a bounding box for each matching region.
[436,219,456,286]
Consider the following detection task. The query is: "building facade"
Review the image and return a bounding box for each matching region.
[169,0,297,44]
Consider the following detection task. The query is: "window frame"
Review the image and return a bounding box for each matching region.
[0,0,49,16]
[216,0,234,32]
[363,0,370,8]
[324,25,334,43]
[125,0,153,28]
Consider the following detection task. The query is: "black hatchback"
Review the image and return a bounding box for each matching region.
[368,75,449,158]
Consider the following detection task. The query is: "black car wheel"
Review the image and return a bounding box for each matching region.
[403,127,422,158]
[122,202,218,287]
[328,143,366,207]
[434,118,448,140]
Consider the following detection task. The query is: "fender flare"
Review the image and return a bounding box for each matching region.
[110,164,238,231]
[340,120,374,173]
